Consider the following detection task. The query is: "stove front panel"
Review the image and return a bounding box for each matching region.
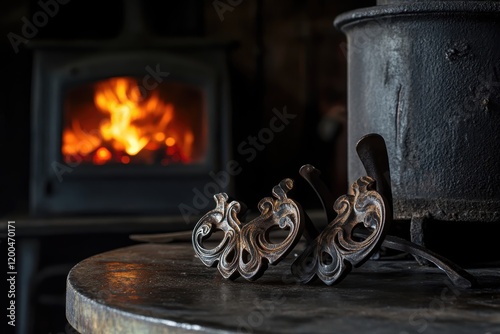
[30,49,231,217]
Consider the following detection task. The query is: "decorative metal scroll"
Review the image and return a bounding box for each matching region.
[192,179,304,281]
[190,133,476,288]
[291,176,390,285]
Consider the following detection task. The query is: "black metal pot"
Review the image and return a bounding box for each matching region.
[335,0,500,224]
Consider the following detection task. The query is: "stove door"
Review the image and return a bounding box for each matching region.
[30,49,231,218]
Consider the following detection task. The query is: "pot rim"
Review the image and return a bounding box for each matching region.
[334,1,500,32]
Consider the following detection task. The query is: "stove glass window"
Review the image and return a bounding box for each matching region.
[61,77,207,165]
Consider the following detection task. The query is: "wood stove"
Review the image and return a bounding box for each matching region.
[334,0,500,263]
[29,5,233,217]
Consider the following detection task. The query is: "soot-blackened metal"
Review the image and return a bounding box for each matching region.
[335,0,500,223]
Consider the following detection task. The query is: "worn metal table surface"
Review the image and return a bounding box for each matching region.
[66,242,500,334]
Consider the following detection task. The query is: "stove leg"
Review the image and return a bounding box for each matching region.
[410,215,431,266]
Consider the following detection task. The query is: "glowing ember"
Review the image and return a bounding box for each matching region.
[93,147,112,165]
[62,77,196,165]
[165,137,176,147]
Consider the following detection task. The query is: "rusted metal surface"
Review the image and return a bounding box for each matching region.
[66,243,500,334]
[192,179,304,281]
[394,198,500,222]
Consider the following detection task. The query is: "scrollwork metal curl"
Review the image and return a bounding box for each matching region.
[192,179,304,281]
[291,176,389,285]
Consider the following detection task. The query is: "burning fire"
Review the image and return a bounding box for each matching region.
[62,77,195,165]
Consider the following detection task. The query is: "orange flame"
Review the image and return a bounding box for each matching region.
[95,77,174,156]
[62,77,195,164]
[62,120,101,157]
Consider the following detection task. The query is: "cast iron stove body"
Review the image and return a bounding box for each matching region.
[334,0,500,263]
[335,0,500,223]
